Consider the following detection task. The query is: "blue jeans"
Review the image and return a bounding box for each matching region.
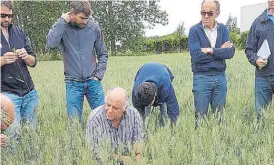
[3,89,39,134]
[192,73,227,118]
[255,76,274,116]
[65,79,104,122]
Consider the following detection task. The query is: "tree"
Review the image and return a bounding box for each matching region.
[13,1,68,54]
[12,1,168,56]
[91,0,168,55]
[226,13,240,34]
[173,21,185,36]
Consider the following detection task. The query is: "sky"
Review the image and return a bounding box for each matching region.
[145,0,266,36]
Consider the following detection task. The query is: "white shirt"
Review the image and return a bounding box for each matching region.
[203,23,218,48]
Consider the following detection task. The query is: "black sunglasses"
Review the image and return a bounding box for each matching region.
[201,11,214,17]
[1,13,13,18]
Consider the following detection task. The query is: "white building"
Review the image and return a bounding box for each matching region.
[240,2,268,32]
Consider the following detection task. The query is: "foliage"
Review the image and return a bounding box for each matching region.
[13,1,68,55]
[173,21,186,36]
[226,13,240,34]
[229,32,240,48]
[12,1,167,56]
[91,1,168,56]
[143,34,188,54]
[229,31,249,50]
[238,31,249,50]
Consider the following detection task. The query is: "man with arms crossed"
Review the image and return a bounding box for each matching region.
[188,0,235,128]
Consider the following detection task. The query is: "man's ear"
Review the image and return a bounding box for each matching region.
[216,9,220,17]
[124,105,128,112]
[122,108,126,115]
[70,14,75,22]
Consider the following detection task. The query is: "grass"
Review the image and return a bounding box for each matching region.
[1,51,274,165]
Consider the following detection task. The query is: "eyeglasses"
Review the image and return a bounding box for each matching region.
[201,11,214,17]
[1,13,13,18]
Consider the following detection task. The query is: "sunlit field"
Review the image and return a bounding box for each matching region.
[2,51,274,165]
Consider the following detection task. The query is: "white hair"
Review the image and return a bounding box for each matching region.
[105,87,130,111]
[201,0,220,16]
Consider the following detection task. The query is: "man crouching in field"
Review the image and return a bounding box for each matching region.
[132,62,179,136]
[188,0,235,128]
[245,0,274,120]
[86,87,144,165]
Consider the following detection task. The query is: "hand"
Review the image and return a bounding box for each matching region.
[61,12,72,23]
[201,48,208,54]
[93,77,100,81]
[16,48,29,60]
[1,51,18,65]
[201,48,213,55]
[221,41,233,48]
[0,134,7,147]
[135,154,146,164]
[135,154,142,161]
[256,57,268,69]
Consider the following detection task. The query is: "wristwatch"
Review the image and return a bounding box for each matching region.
[206,48,212,55]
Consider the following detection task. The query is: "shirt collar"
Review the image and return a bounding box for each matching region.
[203,21,218,31]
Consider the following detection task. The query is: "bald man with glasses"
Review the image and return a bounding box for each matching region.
[188,0,235,128]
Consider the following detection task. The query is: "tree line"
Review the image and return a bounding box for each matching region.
[12,1,248,60]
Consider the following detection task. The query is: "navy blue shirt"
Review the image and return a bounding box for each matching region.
[132,63,179,123]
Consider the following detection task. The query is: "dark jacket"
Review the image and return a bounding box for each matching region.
[132,63,179,123]
[1,24,36,96]
[245,9,274,77]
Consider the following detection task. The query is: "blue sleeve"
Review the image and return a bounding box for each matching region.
[164,65,174,82]
[188,27,216,64]
[46,18,67,49]
[94,26,108,80]
[245,21,259,66]
[160,78,179,123]
[212,25,235,59]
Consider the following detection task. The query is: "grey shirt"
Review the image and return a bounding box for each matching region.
[86,105,143,163]
[46,18,108,81]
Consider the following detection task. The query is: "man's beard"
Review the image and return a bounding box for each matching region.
[70,22,86,29]
[1,21,10,27]
[75,23,86,28]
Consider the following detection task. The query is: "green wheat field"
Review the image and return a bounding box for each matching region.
[1,51,274,165]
